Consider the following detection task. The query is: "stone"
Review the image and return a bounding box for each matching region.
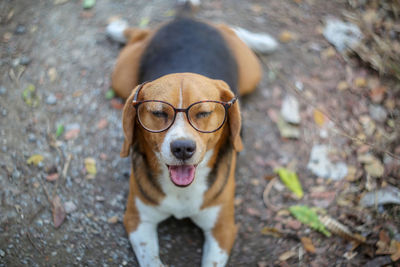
[307,144,348,180]
[281,94,301,124]
[45,94,57,105]
[0,86,7,95]
[323,18,362,52]
[369,104,387,122]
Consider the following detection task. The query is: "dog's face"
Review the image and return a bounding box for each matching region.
[121,73,243,187]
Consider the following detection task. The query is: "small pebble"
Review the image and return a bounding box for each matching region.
[369,104,387,122]
[0,249,5,257]
[2,109,7,117]
[0,86,6,95]
[64,201,77,214]
[15,25,26,34]
[28,133,36,143]
[19,56,31,65]
[45,94,57,105]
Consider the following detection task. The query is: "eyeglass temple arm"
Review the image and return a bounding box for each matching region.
[132,82,149,104]
[227,96,238,107]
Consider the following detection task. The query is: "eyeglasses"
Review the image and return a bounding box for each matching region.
[132,82,238,133]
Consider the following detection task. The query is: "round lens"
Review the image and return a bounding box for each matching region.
[188,102,226,132]
[137,101,174,132]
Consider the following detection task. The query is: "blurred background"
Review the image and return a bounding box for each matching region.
[0,0,399,266]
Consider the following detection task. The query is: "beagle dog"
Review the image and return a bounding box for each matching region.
[108,2,275,266]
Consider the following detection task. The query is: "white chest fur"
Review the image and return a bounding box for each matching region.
[157,149,213,219]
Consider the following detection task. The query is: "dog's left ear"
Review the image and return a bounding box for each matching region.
[120,83,143,157]
[214,80,244,152]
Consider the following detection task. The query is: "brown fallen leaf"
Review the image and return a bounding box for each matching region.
[354,77,367,87]
[260,227,283,238]
[278,250,297,261]
[336,81,349,91]
[369,86,386,103]
[96,118,108,129]
[52,195,66,228]
[64,129,80,140]
[300,237,316,253]
[279,30,296,43]
[107,215,119,224]
[46,173,59,182]
[389,240,400,261]
[110,98,124,110]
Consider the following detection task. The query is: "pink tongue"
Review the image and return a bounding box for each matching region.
[168,165,196,187]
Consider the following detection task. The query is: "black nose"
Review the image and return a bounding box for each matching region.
[170,139,196,160]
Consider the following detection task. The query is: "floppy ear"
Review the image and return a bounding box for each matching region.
[214,80,244,152]
[120,84,142,157]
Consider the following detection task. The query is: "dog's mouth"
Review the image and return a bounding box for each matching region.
[167,165,196,187]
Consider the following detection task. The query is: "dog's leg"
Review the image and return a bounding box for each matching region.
[129,222,164,267]
[125,195,169,267]
[108,20,152,99]
[192,203,237,267]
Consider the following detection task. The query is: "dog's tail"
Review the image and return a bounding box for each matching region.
[175,0,200,18]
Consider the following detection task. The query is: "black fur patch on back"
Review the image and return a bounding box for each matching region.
[138,17,238,94]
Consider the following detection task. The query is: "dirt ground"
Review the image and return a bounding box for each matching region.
[1,0,399,266]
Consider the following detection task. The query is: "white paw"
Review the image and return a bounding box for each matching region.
[232,26,278,54]
[177,0,201,6]
[106,19,128,43]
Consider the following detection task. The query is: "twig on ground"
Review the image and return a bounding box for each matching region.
[262,177,281,212]
[26,231,44,256]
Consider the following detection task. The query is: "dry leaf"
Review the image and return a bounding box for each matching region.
[84,157,97,176]
[313,109,326,127]
[301,237,316,253]
[336,81,349,91]
[110,99,124,110]
[354,77,367,87]
[369,86,386,103]
[107,216,118,224]
[390,240,400,261]
[52,195,66,228]
[321,47,336,59]
[260,227,283,238]
[64,129,80,140]
[47,67,58,82]
[46,173,59,182]
[279,31,295,43]
[96,119,108,129]
[27,154,44,166]
[278,250,297,261]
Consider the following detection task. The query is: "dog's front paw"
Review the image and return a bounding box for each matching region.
[106,19,128,43]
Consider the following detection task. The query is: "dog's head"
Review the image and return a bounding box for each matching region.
[120,73,242,187]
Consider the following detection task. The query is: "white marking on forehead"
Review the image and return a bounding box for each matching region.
[179,79,183,108]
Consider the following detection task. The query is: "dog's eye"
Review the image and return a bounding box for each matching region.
[152,111,168,118]
[195,111,212,119]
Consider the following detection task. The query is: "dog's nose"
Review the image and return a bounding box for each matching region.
[170,139,196,160]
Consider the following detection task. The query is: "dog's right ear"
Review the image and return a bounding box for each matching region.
[120,83,144,157]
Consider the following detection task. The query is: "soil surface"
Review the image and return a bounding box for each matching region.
[1,0,399,266]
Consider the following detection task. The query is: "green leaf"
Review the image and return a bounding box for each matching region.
[289,205,331,237]
[105,89,115,100]
[56,124,64,138]
[139,17,150,28]
[82,0,95,9]
[275,167,303,198]
[22,84,39,107]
